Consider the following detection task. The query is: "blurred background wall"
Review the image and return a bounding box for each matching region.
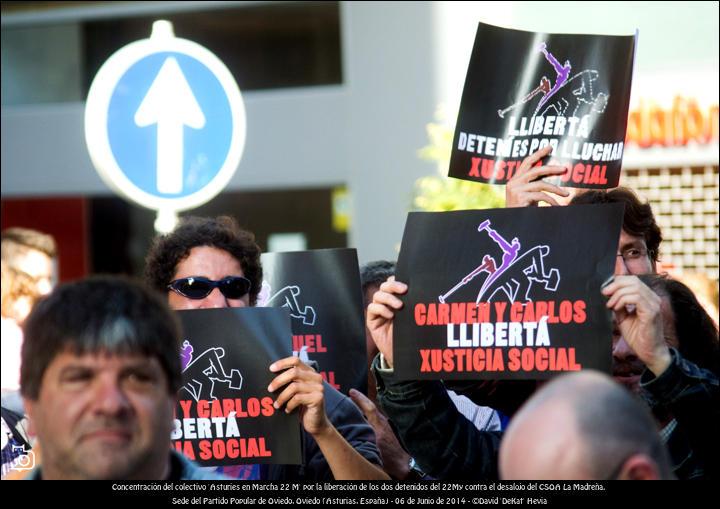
[2,1,717,283]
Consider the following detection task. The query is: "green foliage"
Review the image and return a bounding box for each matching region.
[414,113,505,212]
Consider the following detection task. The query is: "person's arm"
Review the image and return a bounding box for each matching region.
[309,422,389,480]
[640,349,720,479]
[268,356,388,480]
[505,145,569,207]
[367,278,502,479]
[603,276,720,478]
[373,356,502,479]
[640,348,719,410]
[349,388,413,480]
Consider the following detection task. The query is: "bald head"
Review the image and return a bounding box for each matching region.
[499,371,673,480]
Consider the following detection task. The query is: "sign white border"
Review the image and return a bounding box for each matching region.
[84,22,246,212]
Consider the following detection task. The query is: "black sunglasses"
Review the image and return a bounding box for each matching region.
[167,276,252,300]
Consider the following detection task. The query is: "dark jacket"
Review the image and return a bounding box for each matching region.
[375,348,719,480]
[640,347,720,480]
[373,355,501,480]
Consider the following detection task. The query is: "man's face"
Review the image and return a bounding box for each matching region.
[168,246,250,310]
[609,230,657,392]
[615,229,654,276]
[24,352,175,480]
[610,321,646,394]
[612,296,679,394]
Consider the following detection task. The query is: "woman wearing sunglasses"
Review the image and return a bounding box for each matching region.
[145,216,387,481]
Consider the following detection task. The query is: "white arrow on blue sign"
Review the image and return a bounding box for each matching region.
[85,20,246,214]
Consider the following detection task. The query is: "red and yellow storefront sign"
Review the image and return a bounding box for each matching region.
[626,96,719,148]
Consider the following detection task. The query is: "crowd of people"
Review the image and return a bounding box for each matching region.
[2,147,718,481]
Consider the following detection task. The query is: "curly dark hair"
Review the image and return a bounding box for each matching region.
[571,187,662,264]
[144,216,262,305]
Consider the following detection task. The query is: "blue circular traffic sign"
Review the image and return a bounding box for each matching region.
[85,21,246,212]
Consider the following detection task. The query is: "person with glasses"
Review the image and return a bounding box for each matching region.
[567,190,718,478]
[2,228,59,415]
[367,157,718,479]
[507,159,691,401]
[569,187,661,276]
[145,216,387,481]
[1,228,57,301]
[499,370,675,480]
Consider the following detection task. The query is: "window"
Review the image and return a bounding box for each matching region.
[82,2,342,95]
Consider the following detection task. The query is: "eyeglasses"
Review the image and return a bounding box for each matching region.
[616,246,651,264]
[167,276,252,300]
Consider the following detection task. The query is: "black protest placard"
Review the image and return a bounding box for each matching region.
[173,307,302,466]
[394,203,624,380]
[449,22,636,189]
[259,248,367,394]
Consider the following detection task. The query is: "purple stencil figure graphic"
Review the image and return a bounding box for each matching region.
[477,221,521,302]
[498,76,551,118]
[440,220,560,304]
[439,253,496,303]
[180,340,194,371]
[537,42,571,108]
